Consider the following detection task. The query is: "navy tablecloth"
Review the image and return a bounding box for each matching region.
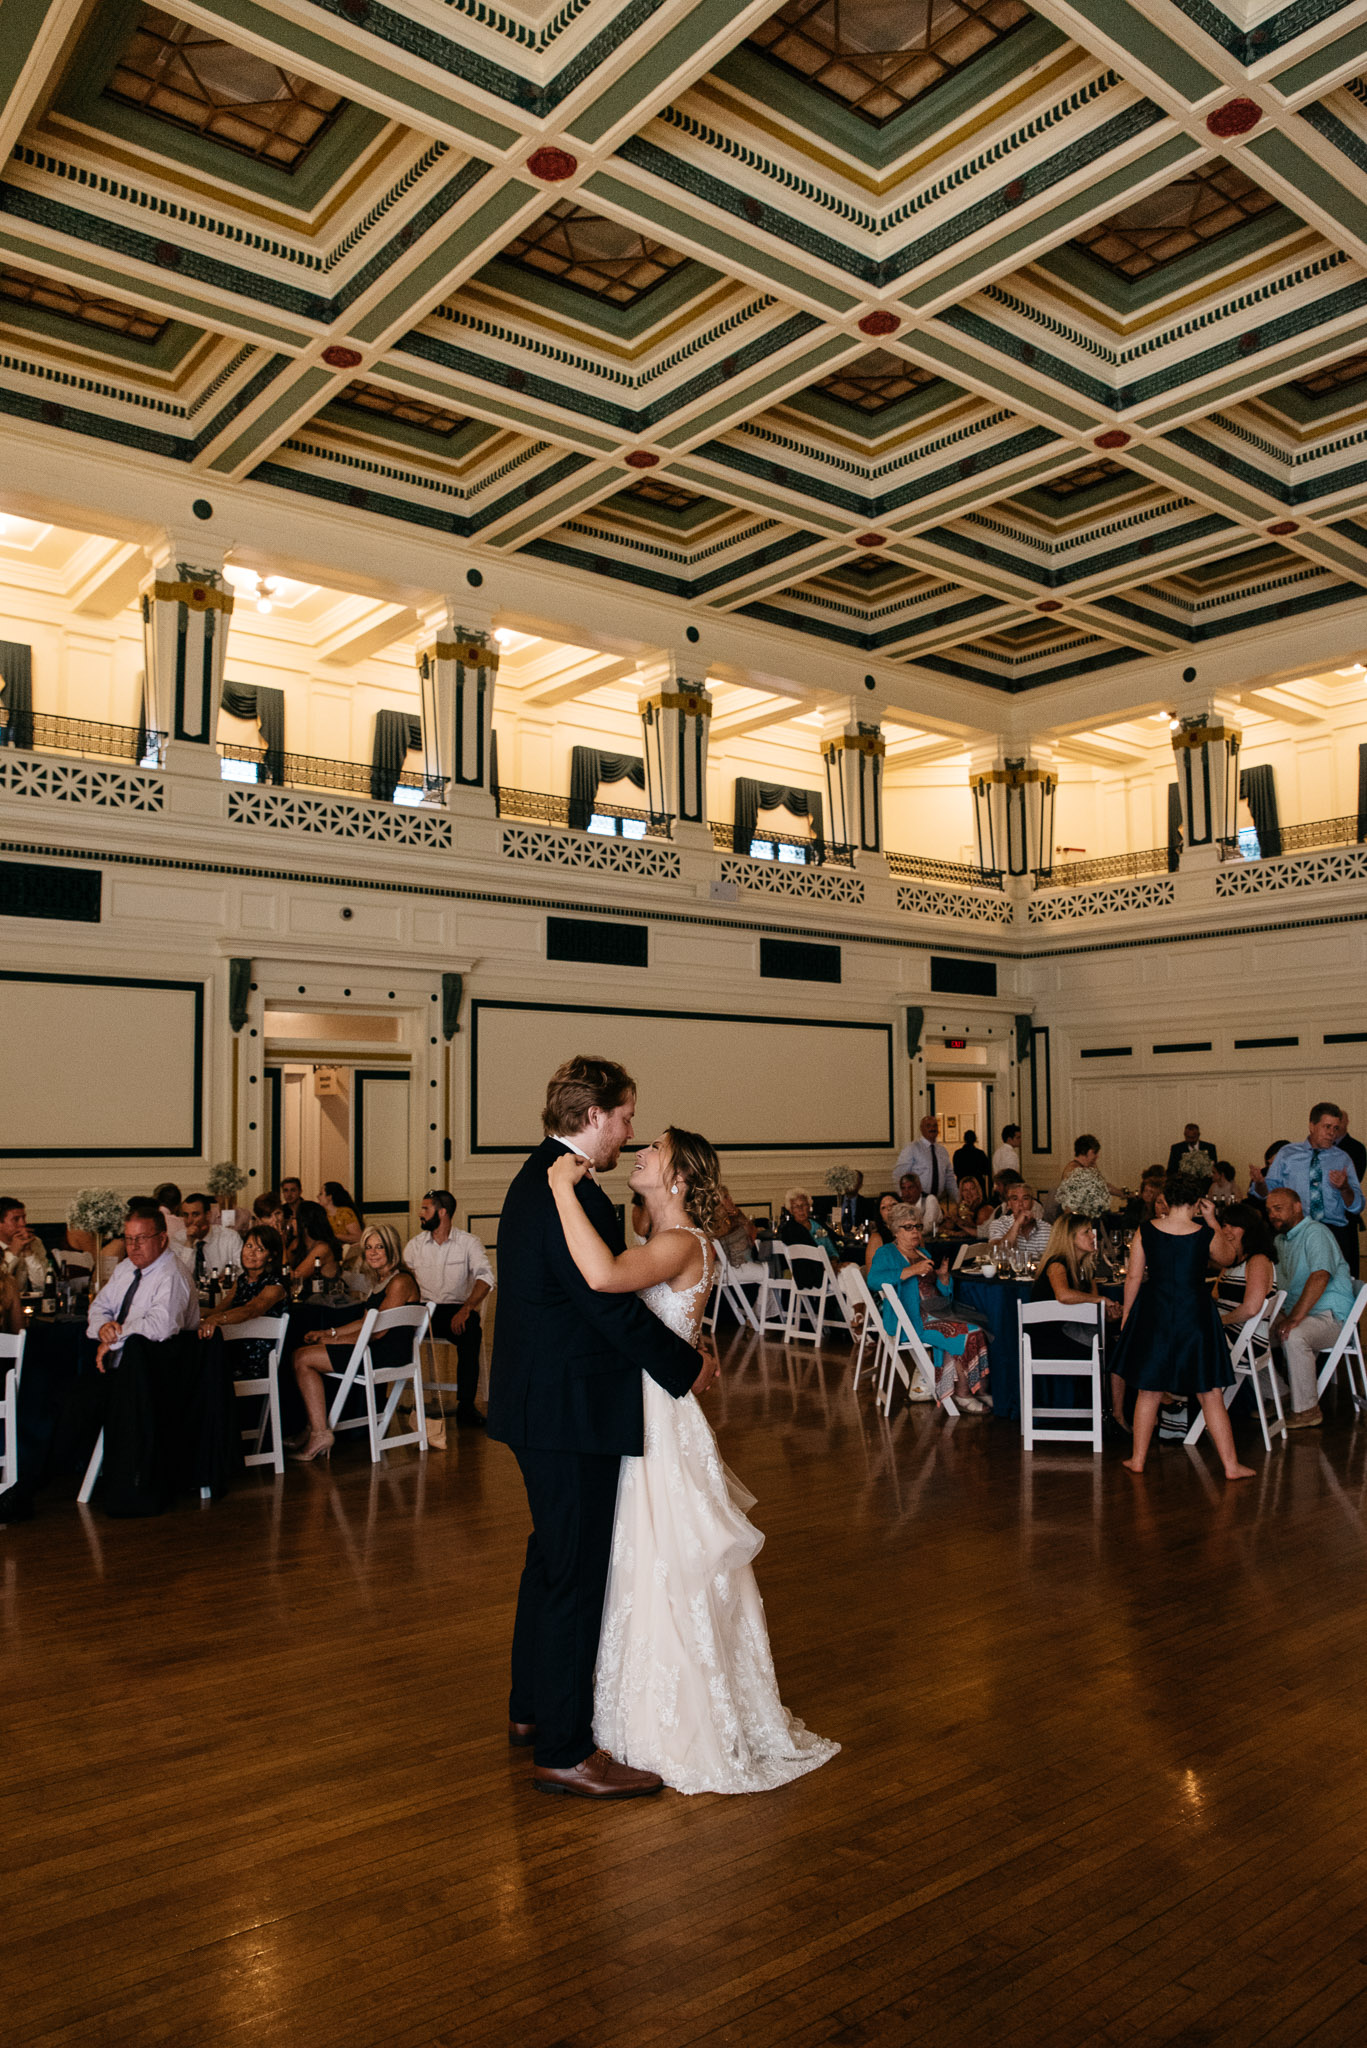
[952,1278,1121,1424]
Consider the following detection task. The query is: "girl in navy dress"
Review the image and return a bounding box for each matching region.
[1113,1175,1253,1480]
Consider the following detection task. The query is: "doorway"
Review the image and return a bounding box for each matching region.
[261,1006,414,1226]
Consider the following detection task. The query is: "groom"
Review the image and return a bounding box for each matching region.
[488,1054,713,1798]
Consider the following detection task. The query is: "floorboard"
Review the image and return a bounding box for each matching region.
[5,1331,1367,2046]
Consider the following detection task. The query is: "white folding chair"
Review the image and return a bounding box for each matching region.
[780,1241,855,1346]
[1316,1282,1367,1408]
[325,1304,432,1461]
[879,1283,958,1418]
[1185,1290,1286,1451]
[0,1330,24,1490]
[839,1264,892,1392]
[222,1316,289,1476]
[754,1244,795,1337]
[1018,1301,1102,1453]
[702,1242,763,1335]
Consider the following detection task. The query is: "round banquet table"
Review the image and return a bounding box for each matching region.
[951,1275,1123,1423]
[0,1313,100,1519]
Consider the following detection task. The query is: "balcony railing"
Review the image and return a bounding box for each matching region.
[886,851,1003,891]
[496,785,673,841]
[218,743,423,797]
[1274,814,1361,854]
[706,818,856,867]
[1,712,143,762]
[1038,846,1172,888]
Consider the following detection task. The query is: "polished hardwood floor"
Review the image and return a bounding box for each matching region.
[6,1331,1367,2047]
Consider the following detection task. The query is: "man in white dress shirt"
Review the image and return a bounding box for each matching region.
[176,1193,244,1285]
[987,1182,1051,1262]
[897,1173,943,1237]
[992,1124,1021,1176]
[0,1196,48,1292]
[893,1116,958,1205]
[87,1200,198,1370]
[404,1190,495,1425]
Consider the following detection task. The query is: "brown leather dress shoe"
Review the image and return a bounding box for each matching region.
[533,1748,664,1799]
[508,1719,536,1747]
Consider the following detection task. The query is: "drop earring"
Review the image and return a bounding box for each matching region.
[671,1182,680,1195]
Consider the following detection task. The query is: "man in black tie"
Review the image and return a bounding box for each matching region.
[1165,1122,1218,1176]
[837,1170,878,1235]
[488,1055,712,1800]
[86,1200,197,1368]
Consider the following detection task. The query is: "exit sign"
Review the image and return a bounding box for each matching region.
[944,1037,967,1049]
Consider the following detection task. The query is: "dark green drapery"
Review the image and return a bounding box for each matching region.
[1239,763,1281,858]
[569,747,644,830]
[0,640,33,749]
[733,778,824,858]
[221,680,285,785]
[371,710,422,802]
[1167,782,1182,872]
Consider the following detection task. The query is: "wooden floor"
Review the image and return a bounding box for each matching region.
[7,1334,1367,2048]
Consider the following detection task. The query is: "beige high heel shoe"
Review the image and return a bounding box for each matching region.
[289,1430,334,1464]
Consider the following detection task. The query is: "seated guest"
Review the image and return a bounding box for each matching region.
[1135,1168,1168,1223]
[177,1192,244,1285]
[152,1182,188,1246]
[279,1177,303,1230]
[1166,1123,1218,1176]
[989,1182,1051,1262]
[1210,1161,1238,1203]
[86,1199,198,1371]
[780,1187,843,1285]
[291,1202,343,1287]
[1254,1102,1363,1280]
[320,1182,364,1247]
[993,1124,1021,1175]
[404,1190,494,1427]
[1031,1212,1123,1421]
[863,1191,901,1272]
[952,1130,991,1192]
[198,1224,289,1369]
[290,1224,420,1462]
[939,1176,993,1241]
[0,1195,48,1292]
[1216,1203,1277,1329]
[868,1204,990,1410]
[0,1266,21,1335]
[896,1172,943,1237]
[715,1186,759,1267]
[1266,1186,1358,1430]
[834,1170,878,1236]
[252,1192,279,1222]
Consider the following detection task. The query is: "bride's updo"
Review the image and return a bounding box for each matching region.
[664,1126,726,1236]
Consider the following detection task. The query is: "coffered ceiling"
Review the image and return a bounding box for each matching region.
[5,0,1367,697]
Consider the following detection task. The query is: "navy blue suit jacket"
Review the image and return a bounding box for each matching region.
[486,1137,700,1456]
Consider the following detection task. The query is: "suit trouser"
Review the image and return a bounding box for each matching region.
[426,1305,482,1409]
[509,1445,621,1769]
[1329,1219,1361,1280]
[1280,1310,1342,1412]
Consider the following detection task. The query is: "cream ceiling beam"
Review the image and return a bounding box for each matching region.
[708,696,807,741]
[516,653,639,708]
[64,536,146,617]
[1049,731,1151,767]
[561,0,779,154]
[0,0,93,164]
[314,602,418,667]
[1235,687,1330,727]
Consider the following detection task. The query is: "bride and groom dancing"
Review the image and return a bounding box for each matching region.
[487,1053,837,1798]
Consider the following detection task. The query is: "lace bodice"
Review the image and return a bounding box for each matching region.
[637,1226,712,1343]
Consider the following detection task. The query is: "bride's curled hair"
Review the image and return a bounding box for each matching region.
[664,1125,726,1236]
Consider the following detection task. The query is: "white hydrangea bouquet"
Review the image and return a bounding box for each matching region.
[68,1187,126,1239]
[825,1165,858,1195]
[1177,1147,1213,1182]
[207,1160,249,1205]
[1055,1166,1113,1218]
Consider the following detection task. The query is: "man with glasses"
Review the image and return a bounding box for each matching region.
[87,1199,198,1371]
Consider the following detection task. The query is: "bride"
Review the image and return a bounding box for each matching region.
[548,1126,838,1796]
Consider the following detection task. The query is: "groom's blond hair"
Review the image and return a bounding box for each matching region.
[543,1054,636,1137]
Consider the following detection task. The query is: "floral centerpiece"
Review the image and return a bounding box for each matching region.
[1177,1147,1214,1184]
[825,1165,858,1196]
[68,1186,126,1284]
[207,1160,249,1206]
[1055,1166,1113,1219]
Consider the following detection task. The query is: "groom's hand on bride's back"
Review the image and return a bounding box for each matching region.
[691,1338,720,1397]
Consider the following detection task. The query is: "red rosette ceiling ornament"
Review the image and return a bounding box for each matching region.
[1206,99,1261,139]
[526,146,578,182]
[854,533,886,546]
[322,345,363,369]
[858,311,901,336]
[1094,430,1130,449]
[624,451,660,468]
[1036,599,1063,611]
[1267,520,1300,535]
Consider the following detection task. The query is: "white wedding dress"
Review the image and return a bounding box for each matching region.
[593,1228,839,1795]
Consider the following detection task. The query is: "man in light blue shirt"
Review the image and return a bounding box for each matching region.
[1257,1103,1362,1285]
[1267,1187,1358,1426]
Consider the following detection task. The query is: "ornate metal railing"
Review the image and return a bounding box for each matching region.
[1,712,144,762]
[496,785,673,841]
[1274,814,1360,854]
[707,817,855,867]
[1038,846,1171,888]
[219,742,423,796]
[886,850,1003,890]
